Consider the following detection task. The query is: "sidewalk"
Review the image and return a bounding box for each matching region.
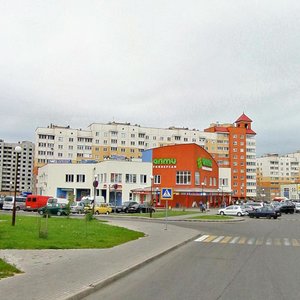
[0,219,200,300]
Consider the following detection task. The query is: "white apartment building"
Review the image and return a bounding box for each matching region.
[38,160,152,205]
[35,122,215,168]
[0,140,34,195]
[256,152,300,200]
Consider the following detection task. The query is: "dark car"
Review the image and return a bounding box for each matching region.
[248,206,281,219]
[278,200,295,214]
[0,197,4,210]
[127,203,155,213]
[38,203,69,216]
[111,201,138,213]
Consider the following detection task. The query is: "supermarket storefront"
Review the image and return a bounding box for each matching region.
[135,143,230,208]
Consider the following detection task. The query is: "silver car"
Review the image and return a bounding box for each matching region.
[218,205,246,216]
[70,201,85,214]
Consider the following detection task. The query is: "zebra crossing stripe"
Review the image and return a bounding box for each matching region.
[212,236,224,243]
[238,237,247,244]
[194,235,300,247]
[195,235,209,242]
[230,237,240,244]
[220,236,232,243]
[203,235,217,242]
[247,238,255,245]
[292,239,300,246]
[266,238,272,245]
[274,238,281,246]
[256,238,264,245]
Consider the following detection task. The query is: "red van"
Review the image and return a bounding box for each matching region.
[25,195,52,211]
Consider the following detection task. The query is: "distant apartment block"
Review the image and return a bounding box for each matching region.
[34,113,256,200]
[256,152,300,200]
[0,140,34,195]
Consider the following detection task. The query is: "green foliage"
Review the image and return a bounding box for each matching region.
[85,212,94,221]
[0,214,144,249]
[0,258,22,279]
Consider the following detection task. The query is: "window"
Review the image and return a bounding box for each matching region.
[195,172,200,185]
[154,175,161,184]
[111,173,122,183]
[66,174,74,182]
[76,174,85,182]
[126,174,137,183]
[140,175,147,184]
[176,171,191,185]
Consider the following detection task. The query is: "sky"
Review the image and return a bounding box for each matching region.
[0,0,300,157]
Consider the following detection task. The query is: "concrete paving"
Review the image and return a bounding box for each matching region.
[0,218,201,300]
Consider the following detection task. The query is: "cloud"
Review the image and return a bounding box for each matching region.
[0,0,300,155]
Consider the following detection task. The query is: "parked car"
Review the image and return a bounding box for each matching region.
[84,203,112,215]
[0,197,4,210]
[38,203,69,216]
[294,203,300,213]
[111,201,138,213]
[218,205,246,216]
[2,196,26,211]
[248,206,281,219]
[128,203,155,213]
[70,201,85,214]
[277,200,295,214]
[240,204,255,214]
[246,202,264,210]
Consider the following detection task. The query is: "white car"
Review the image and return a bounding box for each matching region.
[218,205,246,216]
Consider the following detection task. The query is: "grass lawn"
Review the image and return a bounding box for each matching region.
[119,210,201,218]
[0,258,22,279]
[0,214,144,249]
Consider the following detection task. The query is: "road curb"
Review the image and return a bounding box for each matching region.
[63,233,201,300]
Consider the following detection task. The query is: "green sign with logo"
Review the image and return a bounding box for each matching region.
[197,157,212,169]
[153,158,177,165]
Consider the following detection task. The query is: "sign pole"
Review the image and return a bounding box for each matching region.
[165,199,168,230]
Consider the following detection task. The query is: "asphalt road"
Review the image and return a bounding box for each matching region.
[83,214,300,300]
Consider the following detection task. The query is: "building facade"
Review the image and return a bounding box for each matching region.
[256,152,300,201]
[204,113,256,200]
[134,143,233,208]
[34,113,256,200]
[0,140,34,195]
[37,160,152,205]
[37,144,233,208]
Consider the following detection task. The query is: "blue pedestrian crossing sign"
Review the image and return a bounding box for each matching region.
[161,188,173,200]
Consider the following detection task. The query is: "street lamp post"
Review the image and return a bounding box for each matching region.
[221,184,224,206]
[12,146,22,226]
[155,187,159,206]
[149,175,154,218]
[92,175,98,215]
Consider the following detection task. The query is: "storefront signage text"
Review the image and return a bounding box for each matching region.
[153,158,177,165]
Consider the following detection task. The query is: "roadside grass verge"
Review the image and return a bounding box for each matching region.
[118,210,201,218]
[189,215,234,220]
[0,258,22,279]
[0,214,144,249]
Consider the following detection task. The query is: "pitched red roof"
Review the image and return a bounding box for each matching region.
[214,127,229,133]
[246,128,256,135]
[235,113,252,123]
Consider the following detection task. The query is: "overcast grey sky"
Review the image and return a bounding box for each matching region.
[0,1,299,156]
